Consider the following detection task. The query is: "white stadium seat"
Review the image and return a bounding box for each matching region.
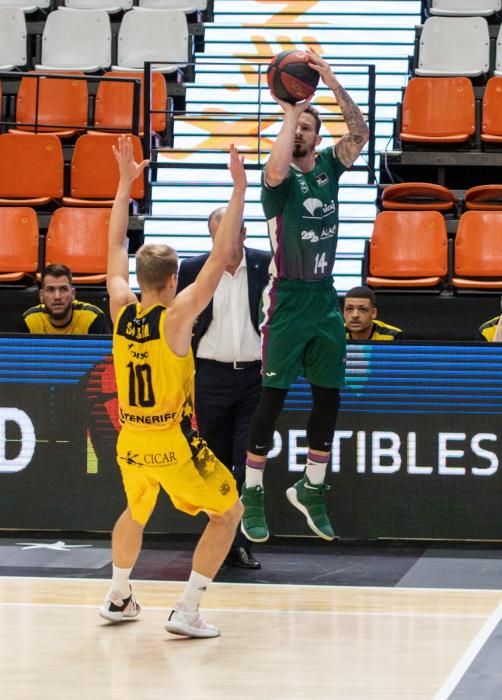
[35,8,111,72]
[416,15,490,77]
[113,8,189,73]
[0,7,27,70]
[63,0,132,13]
[430,0,501,16]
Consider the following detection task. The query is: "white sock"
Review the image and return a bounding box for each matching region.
[180,570,212,612]
[245,467,264,488]
[111,565,133,599]
[305,455,329,485]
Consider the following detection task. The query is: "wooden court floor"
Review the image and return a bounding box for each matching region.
[1,576,502,699]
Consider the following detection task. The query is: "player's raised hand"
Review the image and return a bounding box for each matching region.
[305,48,336,86]
[112,135,149,184]
[272,91,313,116]
[228,144,247,192]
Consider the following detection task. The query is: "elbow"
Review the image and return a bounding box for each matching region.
[264,165,286,188]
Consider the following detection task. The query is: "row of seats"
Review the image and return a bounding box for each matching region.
[0,6,190,73]
[399,76,502,144]
[0,132,145,206]
[364,209,502,291]
[0,71,168,138]
[381,182,502,212]
[0,0,207,14]
[0,206,110,284]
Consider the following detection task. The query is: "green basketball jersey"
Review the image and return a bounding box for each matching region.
[261,147,346,281]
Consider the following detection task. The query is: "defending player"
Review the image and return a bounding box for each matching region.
[99,136,245,638]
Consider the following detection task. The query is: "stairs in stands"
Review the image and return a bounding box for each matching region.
[145,0,422,292]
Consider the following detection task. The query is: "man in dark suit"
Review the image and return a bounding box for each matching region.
[177,209,271,569]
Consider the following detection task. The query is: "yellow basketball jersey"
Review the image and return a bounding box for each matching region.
[113,303,195,431]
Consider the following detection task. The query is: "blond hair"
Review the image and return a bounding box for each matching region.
[135,244,178,293]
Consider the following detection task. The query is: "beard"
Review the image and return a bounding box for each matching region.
[293,141,309,158]
[48,301,72,321]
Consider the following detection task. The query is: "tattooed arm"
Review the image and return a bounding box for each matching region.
[306,48,369,168]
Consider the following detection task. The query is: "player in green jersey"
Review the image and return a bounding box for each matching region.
[241,48,369,543]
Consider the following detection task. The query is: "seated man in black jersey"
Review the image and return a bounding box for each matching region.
[19,264,109,334]
[343,285,403,341]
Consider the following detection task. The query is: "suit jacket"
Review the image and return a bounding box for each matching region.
[177,247,271,354]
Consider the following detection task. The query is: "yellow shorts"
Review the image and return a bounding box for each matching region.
[116,425,239,526]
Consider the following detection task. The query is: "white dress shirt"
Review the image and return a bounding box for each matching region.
[197,254,261,363]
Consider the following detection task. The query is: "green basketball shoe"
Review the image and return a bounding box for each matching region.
[240,484,269,542]
[286,475,335,541]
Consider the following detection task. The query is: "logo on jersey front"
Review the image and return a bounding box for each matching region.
[219,480,231,496]
[301,229,319,243]
[302,198,323,216]
[302,198,337,220]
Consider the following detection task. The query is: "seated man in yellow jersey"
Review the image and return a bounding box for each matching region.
[478,300,502,341]
[343,285,403,341]
[20,264,109,334]
[99,135,245,639]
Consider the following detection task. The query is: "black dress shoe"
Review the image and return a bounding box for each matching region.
[228,546,261,570]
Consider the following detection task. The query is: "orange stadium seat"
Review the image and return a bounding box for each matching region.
[13,72,88,138]
[365,211,449,289]
[94,71,167,136]
[44,207,110,284]
[381,183,458,211]
[0,207,39,283]
[481,77,502,142]
[63,132,145,206]
[0,133,64,205]
[400,77,475,143]
[453,211,502,289]
[464,184,502,210]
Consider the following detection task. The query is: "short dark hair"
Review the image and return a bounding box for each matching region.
[344,285,376,307]
[304,105,321,134]
[41,264,73,287]
[207,207,225,233]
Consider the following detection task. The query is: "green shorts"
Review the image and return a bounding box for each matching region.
[260,277,346,389]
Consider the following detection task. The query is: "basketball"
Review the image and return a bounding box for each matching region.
[266,50,320,104]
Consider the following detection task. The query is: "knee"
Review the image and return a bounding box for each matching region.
[211,499,243,529]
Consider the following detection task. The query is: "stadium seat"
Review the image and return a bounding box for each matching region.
[415,16,490,77]
[35,8,112,72]
[63,0,132,12]
[63,132,145,206]
[365,211,449,289]
[0,207,39,283]
[113,8,189,73]
[12,72,88,138]
[430,0,501,15]
[401,77,475,143]
[138,0,198,9]
[0,0,50,12]
[0,7,27,71]
[481,76,502,139]
[464,184,502,209]
[494,26,502,76]
[381,183,458,211]
[44,208,110,284]
[0,133,64,205]
[94,71,167,136]
[453,211,502,288]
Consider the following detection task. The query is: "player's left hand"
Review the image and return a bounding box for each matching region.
[305,47,336,86]
[228,144,247,192]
